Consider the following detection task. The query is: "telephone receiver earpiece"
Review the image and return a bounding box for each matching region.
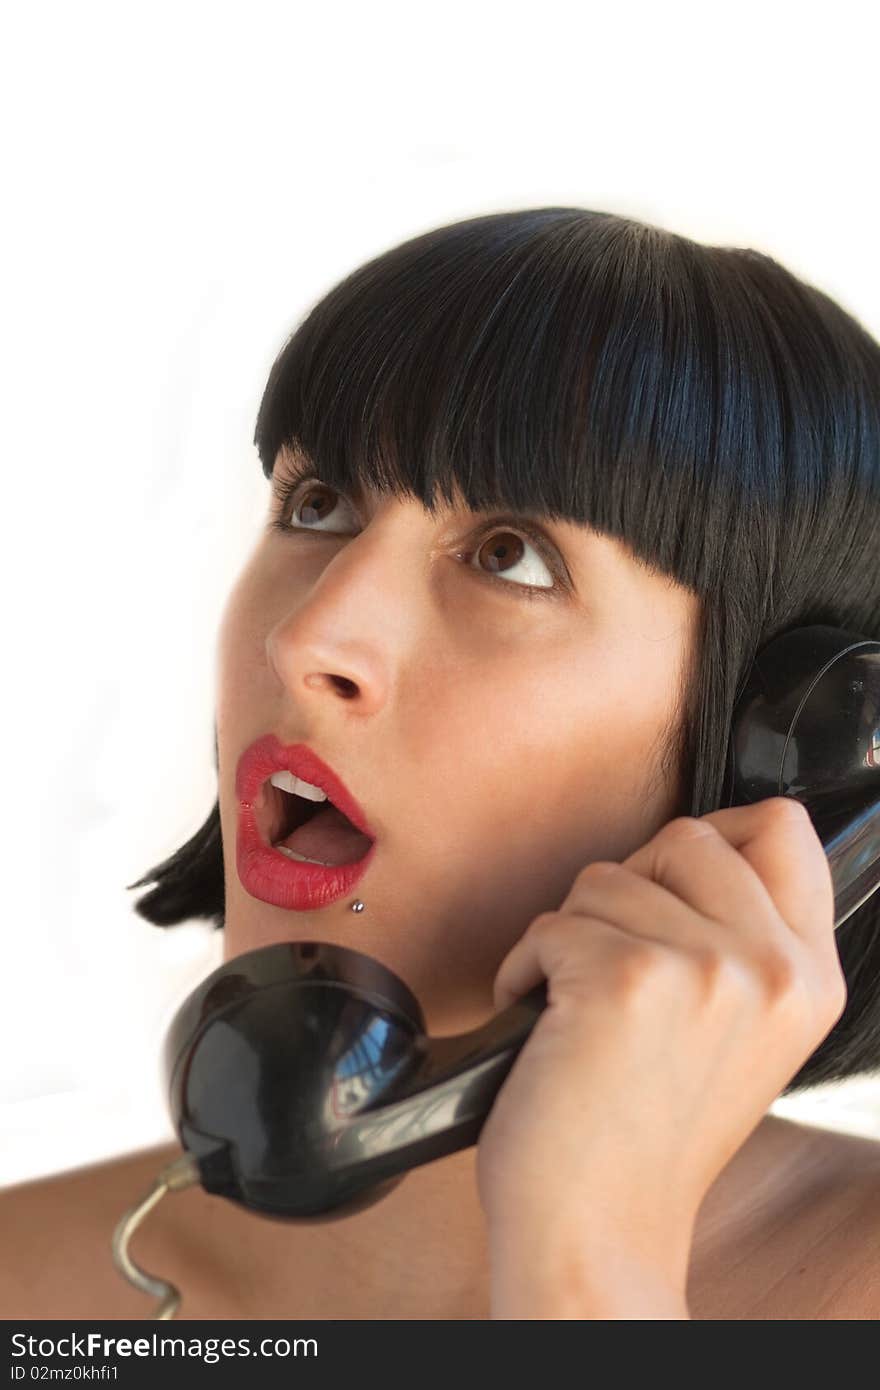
[158,624,880,1225]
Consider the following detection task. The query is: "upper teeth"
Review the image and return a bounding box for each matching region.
[268,770,328,802]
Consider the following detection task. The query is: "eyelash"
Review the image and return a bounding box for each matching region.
[268,471,569,603]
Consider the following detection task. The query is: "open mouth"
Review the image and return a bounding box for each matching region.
[257,778,375,867]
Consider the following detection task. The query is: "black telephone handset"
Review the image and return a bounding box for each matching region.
[112,625,880,1316]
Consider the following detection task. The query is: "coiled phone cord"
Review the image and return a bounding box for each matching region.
[110,1152,201,1319]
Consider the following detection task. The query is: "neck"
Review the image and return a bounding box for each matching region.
[167,1112,832,1319]
[178,1143,492,1319]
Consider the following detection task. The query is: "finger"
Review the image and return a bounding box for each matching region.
[562,860,760,959]
[493,860,717,1011]
[608,815,789,960]
[625,800,834,945]
[703,799,835,940]
[492,906,656,1011]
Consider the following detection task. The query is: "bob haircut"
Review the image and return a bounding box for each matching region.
[127,206,880,1095]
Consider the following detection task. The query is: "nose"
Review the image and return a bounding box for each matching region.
[266,526,405,716]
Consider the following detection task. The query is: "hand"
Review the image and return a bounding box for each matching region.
[477,798,847,1314]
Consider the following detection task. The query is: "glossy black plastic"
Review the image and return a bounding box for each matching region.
[163,625,880,1220]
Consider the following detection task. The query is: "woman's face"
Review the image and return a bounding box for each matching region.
[215,446,702,1032]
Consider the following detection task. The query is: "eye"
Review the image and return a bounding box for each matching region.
[465,527,555,594]
[272,475,359,536]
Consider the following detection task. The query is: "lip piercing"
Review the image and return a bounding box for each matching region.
[351,900,365,912]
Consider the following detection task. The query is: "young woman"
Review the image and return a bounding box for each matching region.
[4,207,880,1319]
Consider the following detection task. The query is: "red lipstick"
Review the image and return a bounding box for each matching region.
[235,734,377,911]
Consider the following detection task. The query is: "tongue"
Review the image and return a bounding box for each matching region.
[276,802,373,866]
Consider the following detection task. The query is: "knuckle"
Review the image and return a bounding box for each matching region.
[691,947,760,1007]
[574,860,621,888]
[691,942,805,1011]
[816,956,849,1028]
[687,946,733,999]
[754,944,803,1005]
[527,911,561,940]
[659,816,714,844]
[606,939,671,1003]
[762,796,812,828]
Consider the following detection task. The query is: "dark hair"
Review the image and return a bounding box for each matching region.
[127,206,880,1093]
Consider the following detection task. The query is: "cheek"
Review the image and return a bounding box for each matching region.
[457,654,680,854]
[416,655,593,826]
[214,567,271,715]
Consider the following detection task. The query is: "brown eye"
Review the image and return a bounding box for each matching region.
[297,484,338,525]
[276,478,358,535]
[470,527,555,592]
[477,530,525,574]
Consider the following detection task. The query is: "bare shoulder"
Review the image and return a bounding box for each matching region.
[0,1141,183,1319]
[811,1125,880,1319]
[689,1118,880,1320]
[765,1122,880,1320]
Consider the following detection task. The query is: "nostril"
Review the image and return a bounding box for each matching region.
[331,676,358,698]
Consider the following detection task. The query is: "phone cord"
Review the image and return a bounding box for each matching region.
[110,1152,201,1320]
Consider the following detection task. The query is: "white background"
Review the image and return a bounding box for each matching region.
[2,0,879,1188]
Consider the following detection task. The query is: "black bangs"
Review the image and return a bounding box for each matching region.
[252,206,880,607]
